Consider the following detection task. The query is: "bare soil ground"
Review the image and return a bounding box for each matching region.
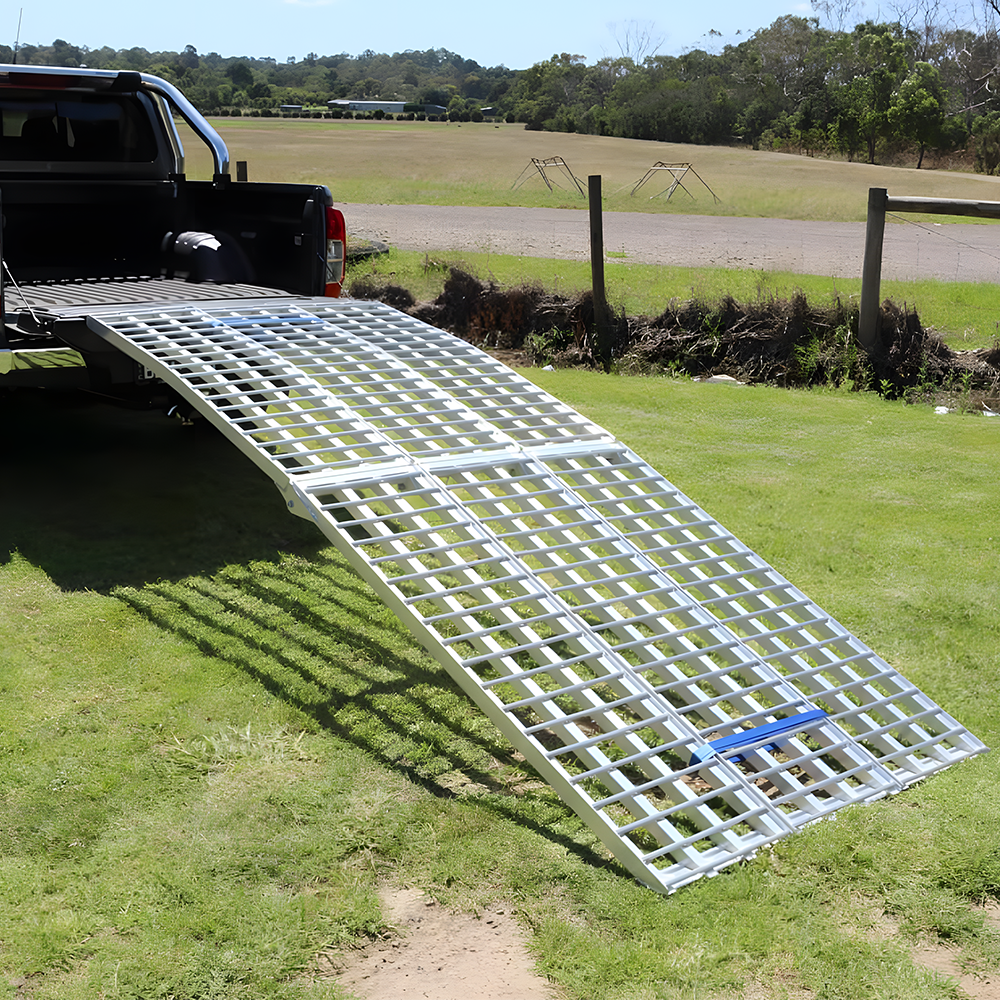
[343,202,1000,283]
[302,887,559,1000]
[911,902,1000,1000]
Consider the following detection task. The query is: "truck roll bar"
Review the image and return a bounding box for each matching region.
[138,72,231,181]
[0,65,232,182]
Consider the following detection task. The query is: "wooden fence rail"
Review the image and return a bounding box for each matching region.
[859,187,1000,355]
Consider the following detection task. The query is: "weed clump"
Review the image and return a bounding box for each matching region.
[346,276,415,310]
[407,267,621,363]
[628,291,863,386]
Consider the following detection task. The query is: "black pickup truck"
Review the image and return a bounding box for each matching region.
[0,64,345,401]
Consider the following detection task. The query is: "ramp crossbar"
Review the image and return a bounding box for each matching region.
[87,299,987,893]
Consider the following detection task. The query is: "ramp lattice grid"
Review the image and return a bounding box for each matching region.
[87,298,988,893]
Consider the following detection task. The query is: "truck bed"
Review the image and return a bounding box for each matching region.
[6,276,292,314]
[1,278,301,392]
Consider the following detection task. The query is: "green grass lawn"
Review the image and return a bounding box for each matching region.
[2,378,997,1000]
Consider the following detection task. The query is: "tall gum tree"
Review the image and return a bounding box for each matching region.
[830,21,911,162]
[888,60,948,165]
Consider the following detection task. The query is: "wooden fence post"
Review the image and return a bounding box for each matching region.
[588,175,612,372]
[859,187,887,357]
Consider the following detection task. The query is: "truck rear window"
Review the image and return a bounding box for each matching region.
[0,94,158,162]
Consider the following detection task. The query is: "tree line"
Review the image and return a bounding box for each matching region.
[501,16,1000,170]
[10,14,1000,172]
[1,40,516,119]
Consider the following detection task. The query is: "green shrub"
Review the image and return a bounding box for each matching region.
[973,112,1000,174]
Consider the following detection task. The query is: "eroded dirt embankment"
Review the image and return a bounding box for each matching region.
[349,268,1000,405]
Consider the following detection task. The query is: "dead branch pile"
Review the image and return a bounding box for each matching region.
[348,268,1000,396]
[350,269,626,365]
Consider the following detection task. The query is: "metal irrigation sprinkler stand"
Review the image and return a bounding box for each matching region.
[589,175,613,372]
[859,186,1000,356]
[512,156,586,196]
[630,162,720,203]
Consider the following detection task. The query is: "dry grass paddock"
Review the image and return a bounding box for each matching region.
[179,117,1000,222]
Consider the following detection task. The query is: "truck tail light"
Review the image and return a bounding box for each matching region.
[324,206,346,297]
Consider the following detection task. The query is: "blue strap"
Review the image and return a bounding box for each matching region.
[689,709,828,766]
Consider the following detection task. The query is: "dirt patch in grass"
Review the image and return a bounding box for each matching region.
[911,940,1000,999]
[912,900,1000,1000]
[303,887,558,999]
[860,900,1000,999]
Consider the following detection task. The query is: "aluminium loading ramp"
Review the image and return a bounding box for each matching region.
[85,298,988,894]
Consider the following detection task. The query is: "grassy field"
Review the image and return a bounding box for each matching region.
[2,379,998,1000]
[2,118,997,1000]
[180,118,1000,223]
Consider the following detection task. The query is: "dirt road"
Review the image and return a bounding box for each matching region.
[343,203,1000,283]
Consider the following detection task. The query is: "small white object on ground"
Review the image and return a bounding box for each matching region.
[934,406,950,414]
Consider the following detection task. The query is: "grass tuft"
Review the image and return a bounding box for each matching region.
[164,724,316,775]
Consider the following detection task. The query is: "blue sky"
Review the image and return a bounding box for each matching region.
[13,0,822,69]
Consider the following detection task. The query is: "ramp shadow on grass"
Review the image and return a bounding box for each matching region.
[115,557,619,867]
[0,389,327,591]
[2,389,616,874]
